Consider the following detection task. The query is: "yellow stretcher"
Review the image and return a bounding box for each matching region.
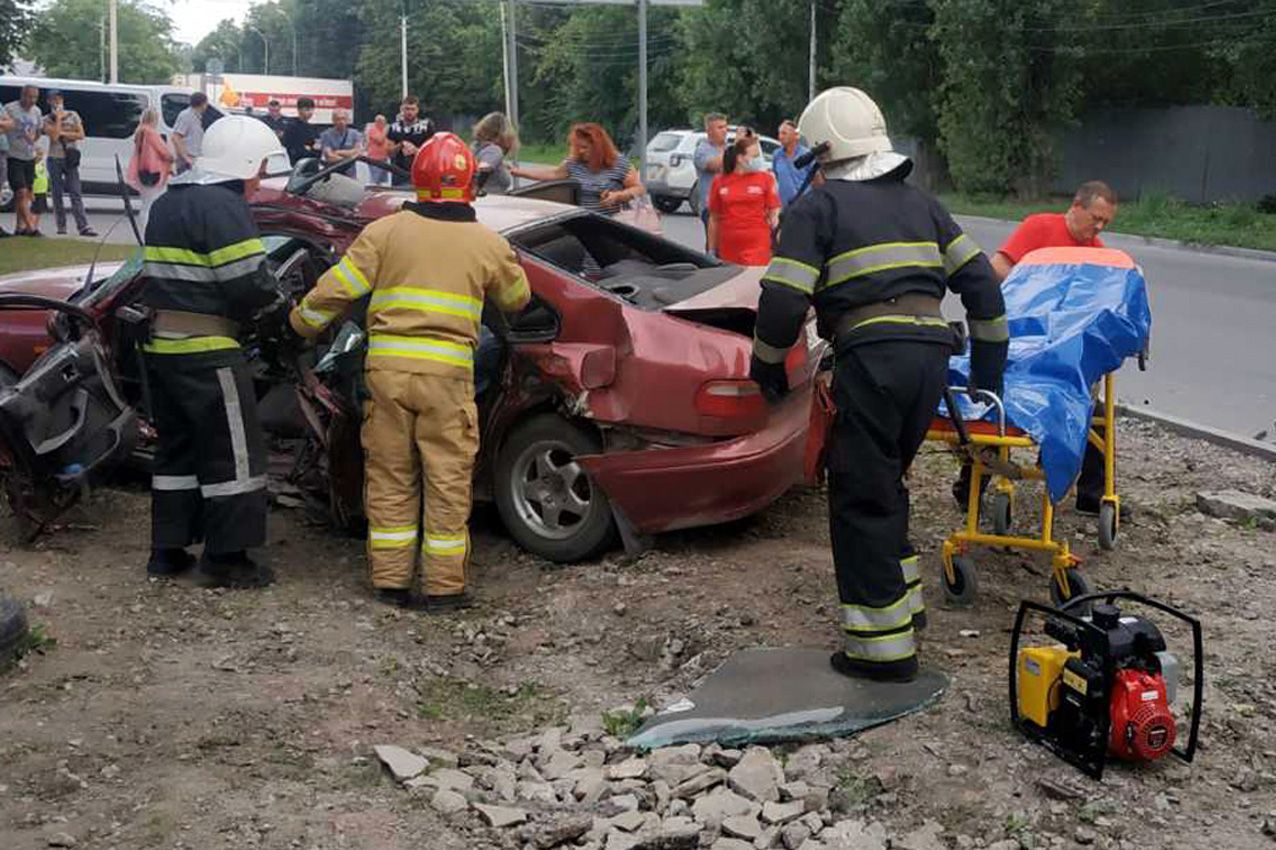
[926,375,1121,608]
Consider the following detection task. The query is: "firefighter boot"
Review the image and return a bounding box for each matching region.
[146,548,196,578]
[830,650,919,683]
[196,551,276,589]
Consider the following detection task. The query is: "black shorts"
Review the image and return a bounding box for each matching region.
[6,157,36,192]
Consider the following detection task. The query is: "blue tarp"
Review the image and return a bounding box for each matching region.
[947,252,1152,503]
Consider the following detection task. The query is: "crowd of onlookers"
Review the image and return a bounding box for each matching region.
[2,83,99,239]
[5,77,815,268]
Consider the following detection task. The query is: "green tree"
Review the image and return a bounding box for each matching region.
[192,19,246,74]
[29,0,178,84]
[678,0,813,131]
[1211,0,1276,118]
[1,0,30,71]
[526,5,687,151]
[829,0,939,143]
[930,0,1086,195]
[355,0,503,128]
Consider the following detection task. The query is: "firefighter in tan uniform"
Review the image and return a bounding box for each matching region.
[289,132,531,610]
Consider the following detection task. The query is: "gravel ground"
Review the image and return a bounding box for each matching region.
[1,416,1273,849]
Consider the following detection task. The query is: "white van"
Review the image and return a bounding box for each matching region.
[1,76,194,205]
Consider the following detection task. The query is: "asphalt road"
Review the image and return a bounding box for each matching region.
[660,210,1274,440]
[70,195,1276,440]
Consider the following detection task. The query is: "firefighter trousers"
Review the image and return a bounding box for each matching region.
[826,338,949,676]
[146,353,269,555]
[362,369,478,596]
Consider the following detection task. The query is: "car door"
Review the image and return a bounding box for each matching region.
[0,291,138,530]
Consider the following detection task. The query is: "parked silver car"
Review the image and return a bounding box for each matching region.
[644,127,781,216]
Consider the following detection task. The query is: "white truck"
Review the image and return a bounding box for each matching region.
[172,73,354,125]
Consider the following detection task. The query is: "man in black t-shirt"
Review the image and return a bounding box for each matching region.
[386,95,434,186]
[260,99,288,141]
[282,97,320,165]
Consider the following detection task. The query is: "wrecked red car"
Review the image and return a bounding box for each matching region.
[0,167,826,561]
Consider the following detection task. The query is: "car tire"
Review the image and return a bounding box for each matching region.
[651,195,682,214]
[494,414,617,563]
[0,594,29,668]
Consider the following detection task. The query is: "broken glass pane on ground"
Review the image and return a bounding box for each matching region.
[627,648,949,750]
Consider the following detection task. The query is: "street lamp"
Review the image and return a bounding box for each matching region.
[247,25,269,75]
[275,9,299,76]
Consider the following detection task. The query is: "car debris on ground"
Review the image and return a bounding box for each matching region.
[0,415,1273,849]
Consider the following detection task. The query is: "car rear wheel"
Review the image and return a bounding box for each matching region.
[651,195,682,214]
[494,414,617,563]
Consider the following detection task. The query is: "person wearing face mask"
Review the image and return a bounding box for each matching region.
[706,129,781,267]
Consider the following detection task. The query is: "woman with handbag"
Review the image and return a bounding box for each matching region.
[707,129,781,266]
[126,109,175,234]
[510,123,645,217]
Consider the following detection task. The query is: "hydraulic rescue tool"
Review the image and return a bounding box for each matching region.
[1009,590,1203,779]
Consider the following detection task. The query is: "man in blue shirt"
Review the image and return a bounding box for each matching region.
[693,112,728,242]
[772,119,816,209]
[319,108,364,177]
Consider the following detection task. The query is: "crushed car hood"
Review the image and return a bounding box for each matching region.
[0,263,123,302]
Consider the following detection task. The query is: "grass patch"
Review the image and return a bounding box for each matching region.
[601,698,649,739]
[834,769,884,809]
[415,677,566,734]
[0,240,138,276]
[3,622,57,672]
[940,191,1276,253]
[514,142,566,166]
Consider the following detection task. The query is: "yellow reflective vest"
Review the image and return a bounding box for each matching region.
[290,203,531,378]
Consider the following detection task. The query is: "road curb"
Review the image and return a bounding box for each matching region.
[954,214,1276,265]
[1117,403,1276,462]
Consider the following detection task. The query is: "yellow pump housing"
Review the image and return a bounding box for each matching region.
[1017,645,1079,727]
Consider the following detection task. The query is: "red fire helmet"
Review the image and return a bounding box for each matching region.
[411,132,477,203]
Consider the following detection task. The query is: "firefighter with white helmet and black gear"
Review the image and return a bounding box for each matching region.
[141,116,286,588]
[751,88,1008,682]
[289,132,530,610]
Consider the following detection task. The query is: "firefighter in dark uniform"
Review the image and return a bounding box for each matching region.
[750,88,1009,682]
[140,116,286,588]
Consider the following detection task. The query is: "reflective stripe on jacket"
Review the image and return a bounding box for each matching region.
[290,203,531,377]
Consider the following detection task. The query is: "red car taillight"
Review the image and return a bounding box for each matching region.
[695,380,767,419]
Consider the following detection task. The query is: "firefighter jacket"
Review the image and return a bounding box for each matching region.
[140,182,279,366]
[753,173,1009,391]
[289,202,531,379]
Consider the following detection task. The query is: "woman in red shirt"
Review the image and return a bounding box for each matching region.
[707,130,781,266]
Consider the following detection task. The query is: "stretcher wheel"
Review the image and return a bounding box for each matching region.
[1050,568,1091,612]
[992,491,1012,536]
[1098,502,1118,551]
[943,556,978,608]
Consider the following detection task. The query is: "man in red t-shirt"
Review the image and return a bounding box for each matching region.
[991,180,1117,280]
[956,180,1124,516]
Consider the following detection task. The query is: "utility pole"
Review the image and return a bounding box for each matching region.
[400,5,409,99]
[277,8,298,75]
[638,0,648,180]
[505,0,519,130]
[808,0,817,102]
[249,25,269,75]
[99,17,105,83]
[109,0,118,84]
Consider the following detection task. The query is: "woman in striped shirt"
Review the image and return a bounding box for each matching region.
[511,123,645,215]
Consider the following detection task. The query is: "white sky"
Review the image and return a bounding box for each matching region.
[170,0,256,46]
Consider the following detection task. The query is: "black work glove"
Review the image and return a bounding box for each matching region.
[969,338,1008,401]
[749,355,790,404]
